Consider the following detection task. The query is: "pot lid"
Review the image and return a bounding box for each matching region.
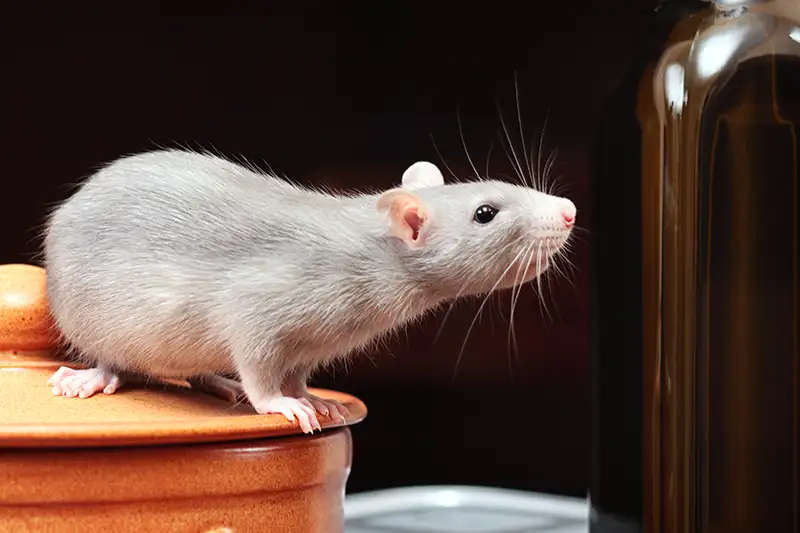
[0,263,367,448]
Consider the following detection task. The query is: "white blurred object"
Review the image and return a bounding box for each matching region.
[345,485,588,533]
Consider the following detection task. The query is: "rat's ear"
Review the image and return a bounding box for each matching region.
[376,188,430,249]
[401,161,444,190]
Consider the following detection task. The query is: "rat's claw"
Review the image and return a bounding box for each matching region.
[305,396,349,423]
[289,389,349,423]
[254,396,322,434]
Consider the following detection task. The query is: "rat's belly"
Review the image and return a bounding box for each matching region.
[95,335,235,379]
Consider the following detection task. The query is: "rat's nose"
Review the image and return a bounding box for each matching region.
[561,200,577,228]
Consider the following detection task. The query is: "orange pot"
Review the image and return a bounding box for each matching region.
[0,264,367,533]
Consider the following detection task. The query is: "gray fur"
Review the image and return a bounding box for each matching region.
[43,149,574,405]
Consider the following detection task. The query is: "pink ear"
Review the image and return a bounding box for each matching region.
[376,189,429,248]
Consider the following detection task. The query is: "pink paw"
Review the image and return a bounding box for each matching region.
[47,366,122,399]
[253,396,323,434]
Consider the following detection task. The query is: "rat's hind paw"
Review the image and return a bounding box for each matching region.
[252,396,322,434]
[47,366,122,399]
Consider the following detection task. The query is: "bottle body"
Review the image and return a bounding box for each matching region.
[589,2,710,531]
[590,1,800,532]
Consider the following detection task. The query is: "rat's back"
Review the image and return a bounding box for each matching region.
[42,149,320,375]
[48,149,305,261]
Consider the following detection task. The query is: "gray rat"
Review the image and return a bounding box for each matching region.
[43,149,577,433]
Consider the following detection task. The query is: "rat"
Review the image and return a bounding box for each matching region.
[42,148,577,433]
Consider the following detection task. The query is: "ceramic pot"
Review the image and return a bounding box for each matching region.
[0,263,367,533]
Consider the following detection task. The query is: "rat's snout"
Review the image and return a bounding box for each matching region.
[561,199,577,228]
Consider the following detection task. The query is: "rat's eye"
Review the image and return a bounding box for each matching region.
[474,204,498,224]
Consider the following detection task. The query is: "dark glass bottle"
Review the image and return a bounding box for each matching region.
[590,1,800,532]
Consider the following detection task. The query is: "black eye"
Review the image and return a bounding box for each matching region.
[474,204,498,224]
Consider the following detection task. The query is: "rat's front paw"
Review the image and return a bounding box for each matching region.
[253,396,322,434]
[297,393,349,423]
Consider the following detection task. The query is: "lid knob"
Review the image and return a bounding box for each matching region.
[0,264,59,352]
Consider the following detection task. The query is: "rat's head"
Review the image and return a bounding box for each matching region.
[377,161,576,298]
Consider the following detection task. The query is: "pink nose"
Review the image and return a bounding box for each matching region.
[562,211,575,227]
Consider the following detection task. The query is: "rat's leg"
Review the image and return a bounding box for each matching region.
[281,366,349,423]
[234,353,322,434]
[47,365,123,399]
[187,374,244,404]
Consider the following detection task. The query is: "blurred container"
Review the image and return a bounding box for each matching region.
[590,1,800,532]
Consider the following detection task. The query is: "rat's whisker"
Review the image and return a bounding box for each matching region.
[543,243,563,321]
[507,287,519,366]
[544,145,558,178]
[508,241,537,360]
[498,134,526,188]
[494,290,509,325]
[512,71,534,186]
[535,113,550,193]
[429,133,460,182]
[549,241,570,281]
[555,254,576,286]
[534,242,553,324]
[457,108,482,181]
[507,239,536,361]
[484,139,495,179]
[452,243,529,380]
[433,274,482,344]
[543,145,559,195]
[554,253,580,300]
[496,101,527,188]
[562,236,581,273]
[506,244,527,355]
[549,173,572,198]
[557,240,579,273]
[434,236,527,344]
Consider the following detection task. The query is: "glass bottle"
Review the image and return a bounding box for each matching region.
[590,1,800,532]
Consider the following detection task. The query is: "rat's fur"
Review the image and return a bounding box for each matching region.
[43,149,575,425]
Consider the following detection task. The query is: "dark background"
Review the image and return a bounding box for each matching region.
[1,4,654,498]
